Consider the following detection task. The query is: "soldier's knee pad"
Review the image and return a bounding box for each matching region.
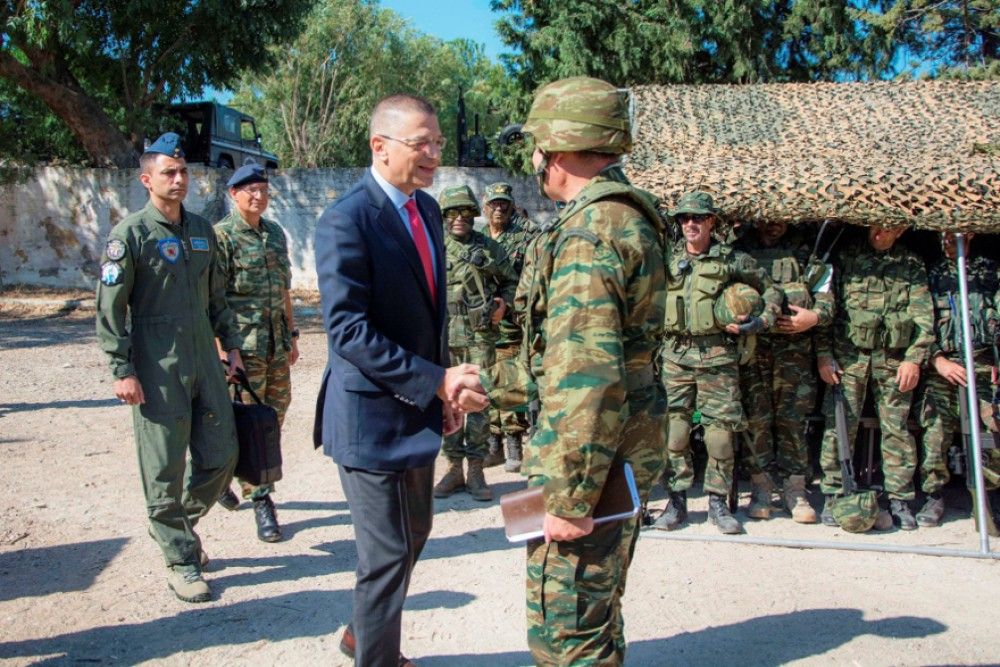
[667,418,691,453]
[703,426,734,461]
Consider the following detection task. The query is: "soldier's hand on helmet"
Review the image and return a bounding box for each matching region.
[724,314,766,335]
[114,376,145,405]
[490,297,507,325]
[543,513,594,543]
[818,357,843,385]
[932,356,967,387]
[896,361,920,393]
[776,305,819,334]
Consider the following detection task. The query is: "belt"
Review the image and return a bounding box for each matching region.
[667,332,730,348]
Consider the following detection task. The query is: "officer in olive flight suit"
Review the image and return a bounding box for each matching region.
[95,132,243,604]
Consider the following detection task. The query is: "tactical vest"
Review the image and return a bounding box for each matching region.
[664,244,734,336]
[929,257,998,354]
[445,234,502,342]
[839,250,916,351]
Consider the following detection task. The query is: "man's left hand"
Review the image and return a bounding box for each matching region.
[543,513,594,543]
[896,361,920,393]
[289,339,300,366]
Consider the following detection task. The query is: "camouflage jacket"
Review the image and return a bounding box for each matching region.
[487,216,536,346]
[736,226,835,338]
[927,255,1000,358]
[816,239,934,366]
[444,230,517,348]
[214,211,292,358]
[484,173,666,518]
[661,240,783,368]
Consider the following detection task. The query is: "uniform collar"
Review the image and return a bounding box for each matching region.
[144,200,187,228]
[226,209,267,235]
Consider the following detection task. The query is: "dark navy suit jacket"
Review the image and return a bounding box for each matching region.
[313,170,447,471]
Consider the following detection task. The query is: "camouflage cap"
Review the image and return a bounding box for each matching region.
[484,182,514,202]
[438,185,480,214]
[522,76,632,155]
[713,283,763,328]
[830,491,879,533]
[669,191,718,218]
[782,281,814,310]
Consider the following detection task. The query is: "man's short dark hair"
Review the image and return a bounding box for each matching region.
[139,152,158,174]
[370,94,437,137]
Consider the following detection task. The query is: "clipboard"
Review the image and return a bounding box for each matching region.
[499,462,641,542]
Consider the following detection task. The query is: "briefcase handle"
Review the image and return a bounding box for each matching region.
[220,360,265,406]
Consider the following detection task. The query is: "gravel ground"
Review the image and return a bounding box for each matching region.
[1,307,998,666]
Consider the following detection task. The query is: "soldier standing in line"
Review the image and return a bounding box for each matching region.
[433,185,517,502]
[817,225,934,530]
[482,181,534,472]
[736,220,834,523]
[654,192,783,535]
[482,76,667,664]
[95,133,242,603]
[214,164,299,542]
[915,232,1000,530]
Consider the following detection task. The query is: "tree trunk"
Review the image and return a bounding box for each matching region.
[0,52,138,168]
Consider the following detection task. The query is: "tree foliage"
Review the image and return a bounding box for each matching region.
[0,0,315,166]
[232,0,514,168]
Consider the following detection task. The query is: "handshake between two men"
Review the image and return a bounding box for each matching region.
[436,364,489,435]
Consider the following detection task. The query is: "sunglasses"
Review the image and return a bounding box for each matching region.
[678,214,712,225]
[444,207,477,221]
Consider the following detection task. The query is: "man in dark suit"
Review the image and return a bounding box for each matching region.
[314,93,487,667]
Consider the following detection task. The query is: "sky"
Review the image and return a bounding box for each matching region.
[378,0,509,61]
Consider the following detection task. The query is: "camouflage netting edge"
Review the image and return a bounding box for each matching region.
[626,81,1000,232]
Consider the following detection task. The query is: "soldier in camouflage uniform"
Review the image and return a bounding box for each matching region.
[915,233,1000,530]
[214,164,298,542]
[817,226,934,530]
[735,221,834,523]
[482,181,535,472]
[433,185,517,502]
[95,133,242,603]
[654,192,783,535]
[483,76,666,665]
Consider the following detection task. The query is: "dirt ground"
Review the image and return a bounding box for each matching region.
[1,304,998,666]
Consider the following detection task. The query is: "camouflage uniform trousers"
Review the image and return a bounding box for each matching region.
[526,384,666,666]
[490,344,529,437]
[663,358,745,496]
[739,336,816,479]
[819,346,917,500]
[916,350,1000,493]
[236,350,291,500]
[443,342,496,461]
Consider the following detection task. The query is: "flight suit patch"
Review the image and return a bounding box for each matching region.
[190,237,209,252]
[101,262,123,285]
[158,238,181,263]
[105,239,126,261]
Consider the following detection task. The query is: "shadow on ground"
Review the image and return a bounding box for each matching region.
[0,315,92,350]
[0,538,128,602]
[0,398,119,415]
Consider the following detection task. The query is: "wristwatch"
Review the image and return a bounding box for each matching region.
[290,328,300,339]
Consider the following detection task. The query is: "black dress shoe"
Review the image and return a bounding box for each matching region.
[218,486,240,511]
[253,495,282,542]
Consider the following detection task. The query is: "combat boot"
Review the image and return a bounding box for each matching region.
[433,459,465,498]
[504,434,523,473]
[707,493,742,534]
[820,495,838,527]
[218,485,240,511]
[167,564,210,603]
[652,490,687,531]
[889,498,917,530]
[782,475,818,524]
[253,494,282,543]
[484,435,504,468]
[747,473,774,520]
[465,458,493,502]
[915,492,946,528]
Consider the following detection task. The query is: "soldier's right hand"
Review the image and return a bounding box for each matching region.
[818,358,843,386]
[113,376,145,405]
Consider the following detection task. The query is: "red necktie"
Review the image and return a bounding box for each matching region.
[404,198,436,303]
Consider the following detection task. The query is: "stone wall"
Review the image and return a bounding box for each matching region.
[0,166,551,290]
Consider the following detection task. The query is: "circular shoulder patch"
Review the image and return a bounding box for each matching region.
[105,239,127,261]
[100,261,123,286]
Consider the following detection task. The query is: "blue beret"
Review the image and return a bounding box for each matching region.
[145,132,185,158]
[227,163,268,189]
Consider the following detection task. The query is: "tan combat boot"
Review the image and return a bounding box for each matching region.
[433,459,465,498]
[465,458,493,502]
[167,565,210,603]
[483,435,505,468]
[783,475,818,524]
[747,473,774,520]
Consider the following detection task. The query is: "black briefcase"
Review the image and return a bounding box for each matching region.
[231,368,283,486]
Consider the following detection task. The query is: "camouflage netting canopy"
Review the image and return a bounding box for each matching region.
[626,81,1000,232]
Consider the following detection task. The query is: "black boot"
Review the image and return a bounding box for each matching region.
[218,485,240,511]
[652,490,687,531]
[820,495,838,526]
[707,493,742,534]
[253,495,282,543]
